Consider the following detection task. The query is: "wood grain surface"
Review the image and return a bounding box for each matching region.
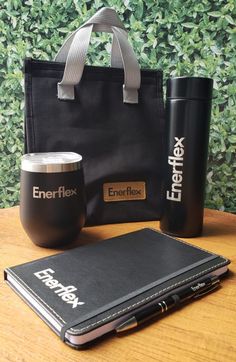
[0,207,236,362]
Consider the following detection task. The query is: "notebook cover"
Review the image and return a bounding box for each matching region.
[4,228,230,340]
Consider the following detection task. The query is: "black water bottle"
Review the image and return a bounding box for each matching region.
[160,77,213,237]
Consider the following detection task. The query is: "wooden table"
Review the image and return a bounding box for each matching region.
[0,207,236,362]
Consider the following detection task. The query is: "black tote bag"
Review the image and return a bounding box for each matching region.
[24,7,165,225]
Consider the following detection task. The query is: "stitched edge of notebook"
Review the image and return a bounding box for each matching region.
[5,258,228,335]
[146,228,225,258]
[69,259,228,334]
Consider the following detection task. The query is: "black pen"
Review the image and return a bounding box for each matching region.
[115,276,220,333]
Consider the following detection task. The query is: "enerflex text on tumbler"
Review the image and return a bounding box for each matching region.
[160,77,213,237]
[20,152,86,247]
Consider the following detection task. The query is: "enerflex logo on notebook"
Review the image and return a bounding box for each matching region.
[34,268,85,308]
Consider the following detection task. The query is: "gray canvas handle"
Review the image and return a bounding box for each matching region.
[55,7,126,68]
[55,8,141,103]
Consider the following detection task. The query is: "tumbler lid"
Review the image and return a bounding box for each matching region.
[167,77,213,100]
[21,152,82,173]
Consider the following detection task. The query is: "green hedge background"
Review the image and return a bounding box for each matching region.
[0,0,235,212]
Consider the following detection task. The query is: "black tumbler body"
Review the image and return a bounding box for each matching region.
[20,152,86,248]
[160,77,213,237]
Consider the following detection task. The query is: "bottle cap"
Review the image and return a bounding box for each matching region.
[167,77,213,100]
[21,152,82,173]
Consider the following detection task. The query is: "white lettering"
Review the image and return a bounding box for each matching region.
[34,269,85,308]
[33,186,40,198]
[32,186,78,199]
[166,137,185,202]
[34,268,55,279]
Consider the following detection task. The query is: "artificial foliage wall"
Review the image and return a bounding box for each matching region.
[0,0,235,211]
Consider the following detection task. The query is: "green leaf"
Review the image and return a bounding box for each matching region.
[228,135,236,144]
[58,28,69,33]
[224,15,235,25]
[0,0,235,213]
[208,11,222,18]
[182,23,197,28]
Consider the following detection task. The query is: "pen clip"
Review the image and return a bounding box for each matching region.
[193,281,220,299]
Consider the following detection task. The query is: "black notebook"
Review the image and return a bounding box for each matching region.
[4,228,230,348]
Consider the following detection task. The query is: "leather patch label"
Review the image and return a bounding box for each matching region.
[103,182,146,202]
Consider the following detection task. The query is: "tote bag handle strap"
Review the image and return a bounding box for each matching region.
[56,8,141,104]
[55,7,126,68]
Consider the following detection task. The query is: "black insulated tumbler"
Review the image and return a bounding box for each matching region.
[20,152,86,248]
[160,77,213,237]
